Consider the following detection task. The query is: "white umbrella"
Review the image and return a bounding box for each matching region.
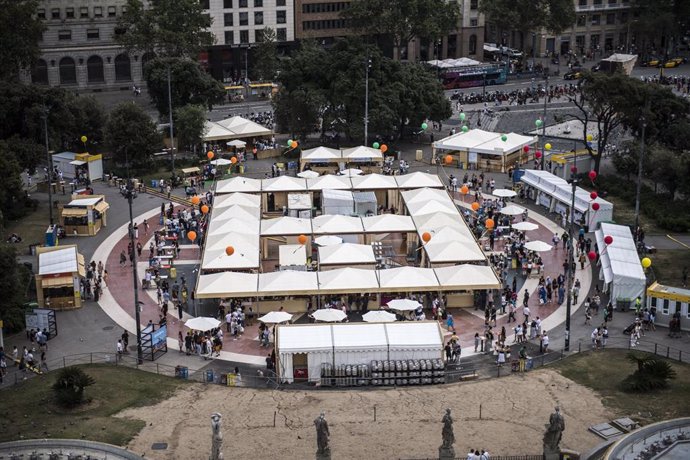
[493,188,517,198]
[226,139,247,148]
[210,158,232,166]
[185,317,221,331]
[362,310,397,323]
[311,309,347,322]
[387,299,422,311]
[524,240,553,252]
[258,311,293,324]
[339,168,363,176]
[297,170,320,179]
[314,235,343,246]
[512,221,539,231]
[500,204,526,216]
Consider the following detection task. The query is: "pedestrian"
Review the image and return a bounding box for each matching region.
[119,250,127,267]
[178,331,184,353]
[116,339,124,361]
[474,333,480,352]
[446,313,455,333]
[143,219,149,235]
[542,331,549,353]
[40,351,49,372]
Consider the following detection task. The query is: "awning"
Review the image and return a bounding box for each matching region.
[62,208,88,217]
[41,275,74,288]
[69,160,87,166]
[94,201,109,213]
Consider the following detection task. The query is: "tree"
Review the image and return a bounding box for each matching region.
[629,0,690,57]
[0,245,31,332]
[174,104,206,154]
[105,102,162,171]
[0,0,45,81]
[622,352,676,392]
[116,0,215,58]
[52,367,96,407]
[479,0,575,50]
[342,0,460,59]
[648,144,687,199]
[144,57,225,117]
[253,28,278,82]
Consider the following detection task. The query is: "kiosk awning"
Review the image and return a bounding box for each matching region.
[41,275,74,288]
[62,208,88,217]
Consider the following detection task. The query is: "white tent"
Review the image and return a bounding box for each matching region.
[258,270,319,296]
[395,172,445,189]
[353,191,377,216]
[214,115,272,139]
[279,244,307,269]
[317,267,380,294]
[301,146,343,163]
[307,174,353,191]
[215,176,262,194]
[297,170,320,179]
[378,267,440,291]
[401,187,451,205]
[319,243,376,266]
[212,192,262,209]
[413,213,465,232]
[432,129,497,151]
[595,223,646,302]
[312,215,364,234]
[276,322,443,383]
[202,121,234,141]
[361,214,417,233]
[433,265,502,290]
[226,139,247,148]
[423,228,485,263]
[205,232,259,252]
[196,272,259,298]
[260,216,313,236]
[207,217,260,237]
[322,189,355,216]
[433,129,536,155]
[406,199,458,216]
[341,146,384,161]
[350,173,398,190]
[262,176,308,192]
[212,204,262,222]
[287,193,312,213]
[201,244,260,270]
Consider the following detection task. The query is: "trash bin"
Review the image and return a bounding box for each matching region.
[205,369,215,383]
[169,267,177,279]
[151,179,158,188]
[175,366,189,379]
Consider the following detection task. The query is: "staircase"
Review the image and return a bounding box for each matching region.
[143,186,193,207]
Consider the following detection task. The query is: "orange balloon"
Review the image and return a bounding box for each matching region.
[191,195,200,205]
[230,156,238,164]
[471,202,480,211]
[225,246,234,256]
[444,155,453,165]
[422,232,432,242]
[380,144,388,153]
[460,185,469,195]
[291,141,298,149]
[298,234,308,245]
[207,151,214,160]
[187,230,197,242]
[485,218,495,229]
[201,205,209,214]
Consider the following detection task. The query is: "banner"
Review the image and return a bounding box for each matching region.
[152,325,167,352]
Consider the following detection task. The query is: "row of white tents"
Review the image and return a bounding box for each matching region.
[595,223,646,302]
[301,146,384,163]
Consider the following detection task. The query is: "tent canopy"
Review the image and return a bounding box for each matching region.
[38,246,80,275]
[433,264,502,290]
[196,271,259,297]
[595,223,645,301]
[341,146,384,161]
[316,267,380,294]
[312,214,364,234]
[318,243,376,265]
[262,176,308,192]
[433,128,537,155]
[204,116,272,140]
[401,187,451,204]
[260,216,313,236]
[307,174,352,191]
[361,214,417,233]
[350,173,398,190]
[258,270,319,296]
[279,244,307,267]
[212,192,262,209]
[378,266,440,290]
[395,172,445,189]
[301,146,343,162]
[215,176,262,194]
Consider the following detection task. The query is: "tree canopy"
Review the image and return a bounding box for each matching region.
[0,0,45,81]
[253,28,279,82]
[174,104,207,154]
[341,0,460,58]
[629,0,690,56]
[273,38,451,142]
[116,0,215,58]
[105,102,162,172]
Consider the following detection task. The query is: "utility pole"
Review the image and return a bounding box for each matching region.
[364,59,369,145]
[167,66,175,181]
[540,71,549,170]
[125,178,144,364]
[482,72,487,100]
[633,97,650,233]
[564,171,578,352]
[42,108,54,225]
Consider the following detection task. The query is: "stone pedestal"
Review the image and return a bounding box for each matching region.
[543,450,560,460]
[439,446,455,460]
[316,451,331,460]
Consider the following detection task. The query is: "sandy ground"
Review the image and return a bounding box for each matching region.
[117,369,616,460]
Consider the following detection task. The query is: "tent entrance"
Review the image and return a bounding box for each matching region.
[292,353,308,383]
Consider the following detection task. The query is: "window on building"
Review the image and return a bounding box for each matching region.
[606,13,615,25]
[621,12,629,23]
[224,0,233,7]
[590,34,600,48]
[255,29,263,42]
[239,12,248,25]
[469,34,477,55]
[200,0,210,9]
[254,0,263,6]
[59,57,77,85]
[37,9,46,19]
[239,0,248,7]
[254,12,263,25]
[240,30,249,44]
[51,8,60,19]
[108,6,116,17]
[470,18,478,27]
[65,8,74,19]
[276,27,287,41]
[593,0,602,4]
[58,30,72,41]
[650,297,657,308]
[94,6,103,17]
[115,54,132,81]
[662,299,670,315]
[80,7,89,18]
[224,13,233,26]
[608,0,617,4]
[277,10,286,24]
[31,59,49,85]
[577,15,586,27]
[675,301,682,314]
[277,0,285,6]
[87,29,100,40]
[87,56,104,83]
[470,0,478,9]
[224,31,233,44]
[578,0,587,5]
[591,14,600,25]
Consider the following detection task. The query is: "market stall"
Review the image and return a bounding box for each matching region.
[60,195,109,236]
[35,245,85,310]
[595,223,646,305]
[300,146,343,174]
[51,152,104,183]
[318,243,376,270]
[646,282,689,332]
[341,146,384,173]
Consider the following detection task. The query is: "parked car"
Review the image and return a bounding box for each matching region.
[641,58,661,67]
[564,68,585,80]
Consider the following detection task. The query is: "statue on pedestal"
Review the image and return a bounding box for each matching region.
[314,411,331,460]
[438,408,455,460]
[210,413,224,460]
[543,406,565,458]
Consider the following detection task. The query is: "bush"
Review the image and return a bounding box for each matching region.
[621,353,676,392]
[52,367,96,407]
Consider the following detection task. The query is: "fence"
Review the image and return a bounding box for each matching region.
[400,456,543,460]
[1,334,688,391]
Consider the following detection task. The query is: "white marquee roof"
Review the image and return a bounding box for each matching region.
[215,176,262,194]
[258,270,319,296]
[377,266,440,290]
[312,214,364,234]
[406,199,458,216]
[38,246,80,275]
[307,174,353,191]
[200,244,260,270]
[433,264,502,290]
[212,192,262,209]
[318,243,376,265]
[341,146,384,160]
[433,128,537,155]
[301,146,343,162]
[262,175,308,192]
[361,214,417,233]
[196,272,259,298]
[260,216,313,236]
[423,239,486,263]
[401,187,451,204]
[595,223,645,301]
[395,172,445,189]
[207,217,260,237]
[212,204,261,222]
[316,267,380,294]
[350,173,398,190]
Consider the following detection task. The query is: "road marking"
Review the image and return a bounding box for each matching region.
[666,234,690,249]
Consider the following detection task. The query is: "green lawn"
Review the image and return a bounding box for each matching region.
[649,249,690,287]
[553,349,690,425]
[0,365,185,445]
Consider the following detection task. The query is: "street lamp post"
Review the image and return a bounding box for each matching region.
[364,56,371,146]
[633,97,650,233]
[540,70,549,170]
[42,109,54,225]
[166,66,175,181]
[564,172,578,351]
[124,177,144,364]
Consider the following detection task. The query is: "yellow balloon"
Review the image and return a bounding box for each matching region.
[545,143,552,151]
[641,257,652,269]
[80,135,88,143]
[586,134,593,142]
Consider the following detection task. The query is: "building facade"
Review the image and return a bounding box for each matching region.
[22,0,147,90]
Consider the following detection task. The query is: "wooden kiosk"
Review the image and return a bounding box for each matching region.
[35,245,85,310]
[60,195,110,236]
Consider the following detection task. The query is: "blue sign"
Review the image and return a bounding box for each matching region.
[152,325,167,351]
